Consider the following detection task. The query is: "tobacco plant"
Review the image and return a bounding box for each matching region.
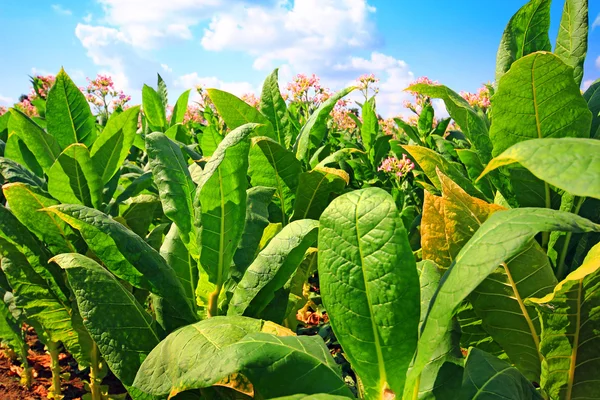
[0,0,598,399]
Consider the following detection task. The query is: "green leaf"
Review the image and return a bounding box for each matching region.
[114,171,154,204]
[404,208,600,398]
[394,118,423,146]
[207,89,274,140]
[160,224,198,314]
[459,348,543,400]
[228,219,319,317]
[157,73,168,110]
[8,109,61,173]
[583,79,600,139]
[416,260,464,400]
[47,144,104,209]
[196,124,255,289]
[231,186,275,282]
[455,149,494,200]
[146,132,198,258]
[90,106,140,184]
[361,97,378,152]
[248,136,302,223]
[51,253,161,386]
[291,168,347,221]
[418,103,434,137]
[269,396,350,400]
[529,242,600,399]
[495,0,552,81]
[44,204,197,325]
[164,123,190,145]
[171,90,191,127]
[480,138,600,200]
[121,194,161,237]
[490,52,592,157]
[405,84,492,162]
[0,292,28,363]
[0,239,93,368]
[46,68,96,148]
[3,182,80,254]
[555,0,588,86]
[142,84,167,131]
[133,317,352,398]
[318,187,420,398]
[315,148,364,169]
[259,69,290,147]
[0,157,46,188]
[295,86,355,161]
[4,134,44,177]
[200,124,222,157]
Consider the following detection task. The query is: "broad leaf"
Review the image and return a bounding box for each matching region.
[171,89,191,127]
[529,242,600,399]
[259,69,290,146]
[146,132,198,258]
[480,138,600,200]
[319,187,419,398]
[404,208,600,398]
[295,86,355,161]
[0,157,46,188]
[495,0,552,81]
[228,219,319,317]
[0,292,28,364]
[52,253,161,386]
[142,84,167,131]
[4,135,43,177]
[584,79,600,138]
[46,68,95,148]
[90,106,140,184]
[157,73,168,109]
[291,168,347,221]
[361,97,378,152]
[44,204,197,324]
[490,52,592,156]
[48,143,103,209]
[460,348,543,400]
[555,0,588,86]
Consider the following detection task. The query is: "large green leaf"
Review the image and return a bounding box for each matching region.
[3,182,80,254]
[207,88,274,140]
[51,253,161,387]
[529,242,600,399]
[460,348,543,400]
[319,187,419,398]
[90,106,140,184]
[133,317,352,399]
[291,168,347,221]
[142,84,167,131]
[3,136,44,177]
[416,260,464,400]
[195,124,256,304]
[0,157,46,188]
[8,109,61,173]
[47,143,104,209]
[170,89,191,127]
[248,136,302,223]
[405,84,492,162]
[0,238,93,368]
[361,97,378,152]
[490,52,592,157]
[480,138,600,200]
[231,186,275,282]
[157,73,168,110]
[44,204,197,324]
[259,69,290,146]
[46,68,96,148]
[495,0,552,81]
[0,292,28,364]
[160,224,197,313]
[146,132,198,258]
[121,194,161,237]
[403,208,600,398]
[228,219,319,317]
[295,86,355,161]
[555,0,588,86]
[584,79,600,138]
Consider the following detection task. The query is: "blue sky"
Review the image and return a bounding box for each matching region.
[1,0,599,116]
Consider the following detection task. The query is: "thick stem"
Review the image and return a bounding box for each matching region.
[541,183,552,248]
[207,284,222,318]
[20,344,32,389]
[47,341,62,399]
[88,343,102,400]
[556,196,586,280]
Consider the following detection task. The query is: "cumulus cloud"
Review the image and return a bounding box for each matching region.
[0,94,14,105]
[52,4,72,16]
[161,64,173,73]
[174,72,255,101]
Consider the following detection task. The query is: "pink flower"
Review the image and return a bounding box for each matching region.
[286,73,328,104]
[378,154,415,179]
[15,99,37,117]
[0,106,7,116]
[241,93,260,109]
[460,84,491,109]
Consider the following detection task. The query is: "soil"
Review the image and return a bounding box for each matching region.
[0,326,127,400]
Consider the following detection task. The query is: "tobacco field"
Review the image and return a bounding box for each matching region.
[0,0,599,399]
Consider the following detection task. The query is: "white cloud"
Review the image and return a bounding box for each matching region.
[593,13,600,29]
[0,95,14,105]
[52,4,72,16]
[161,64,173,73]
[174,72,255,99]
[83,13,93,23]
[596,55,600,70]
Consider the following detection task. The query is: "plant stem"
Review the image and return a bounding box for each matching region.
[47,341,62,399]
[88,343,102,400]
[541,183,551,248]
[207,284,222,317]
[556,196,586,280]
[20,344,32,389]
[411,374,421,400]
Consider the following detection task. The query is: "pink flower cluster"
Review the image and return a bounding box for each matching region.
[357,73,379,98]
[183,104,206,125]
[241,93,260,109]
[460,85,491,109]
[380,118,397,137]
[0,106,7,116]
[15,99,37,117]
[331,108,357,131]
[31,75,56,99]
[378,154,415,178]
[404,76,439,114]
[85,74,130,114]
[286,73,330,104]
